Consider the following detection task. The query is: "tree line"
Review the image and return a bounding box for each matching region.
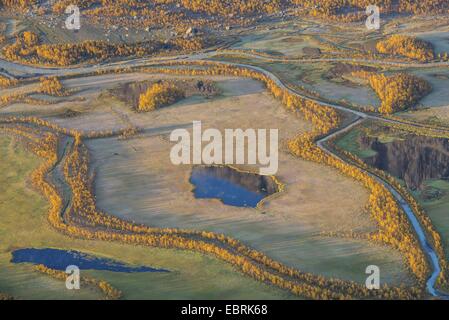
[2,31,209,67]
[0,116,421,300]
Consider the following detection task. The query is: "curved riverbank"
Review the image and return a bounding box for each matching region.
[317,123,448,298]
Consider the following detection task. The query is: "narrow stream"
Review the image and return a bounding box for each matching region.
[381,183,442,297]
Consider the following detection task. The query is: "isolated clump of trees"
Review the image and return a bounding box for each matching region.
[351,70,431,114]
[0,75,18,88]
[137,82,185,112]
[376,35,435,62]
[368,73,431,114]
[38,76,66,96]
[34,264,122,300]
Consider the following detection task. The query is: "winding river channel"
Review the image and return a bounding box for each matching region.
[317,118,446,298]
[230,59,449,298]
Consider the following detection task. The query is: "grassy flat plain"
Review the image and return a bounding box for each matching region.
[69,75,411,285]
[335,129,377,159]
[231,19,370,58]
[0,136,296,299]
[208,55,381,109]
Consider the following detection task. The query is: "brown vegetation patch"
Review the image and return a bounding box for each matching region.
[60,109,83,118]
[302,47,321,57]
[325,63,377,80]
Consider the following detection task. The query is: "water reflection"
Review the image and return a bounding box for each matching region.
[190,166,278,208]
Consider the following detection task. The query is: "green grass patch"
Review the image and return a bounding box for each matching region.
[335,129,377,158]
[414,179,449,262]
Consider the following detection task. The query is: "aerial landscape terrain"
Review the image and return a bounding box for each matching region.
[1,0,449,301]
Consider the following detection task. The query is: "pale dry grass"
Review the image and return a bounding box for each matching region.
[80,76,411,285]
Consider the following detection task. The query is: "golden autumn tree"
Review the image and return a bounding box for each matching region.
[368,73,431,114]
[376,35,435,62]
[137,82,185,111]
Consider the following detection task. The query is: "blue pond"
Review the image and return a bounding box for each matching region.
[11,248,169,273]
[190,166,278,208]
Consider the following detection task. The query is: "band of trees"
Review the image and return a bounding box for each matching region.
[38,76,67,96]
[368,73,431,114]
[0,75,17,88]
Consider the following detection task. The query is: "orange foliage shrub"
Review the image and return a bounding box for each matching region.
[137,82,185,112]
[2,60,441,299]
[368,73,431,114]
[39,76,65,96]
[0,75,18,88]
[376,35,435,62]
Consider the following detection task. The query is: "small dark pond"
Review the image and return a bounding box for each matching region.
[11,248,169,273]
[190,166,278,208]
[360,135,449,190]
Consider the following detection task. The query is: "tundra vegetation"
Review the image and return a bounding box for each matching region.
[1,61,445,299]
[0,75,17,88]
[1,0,449,300]
[0,133,292,300]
